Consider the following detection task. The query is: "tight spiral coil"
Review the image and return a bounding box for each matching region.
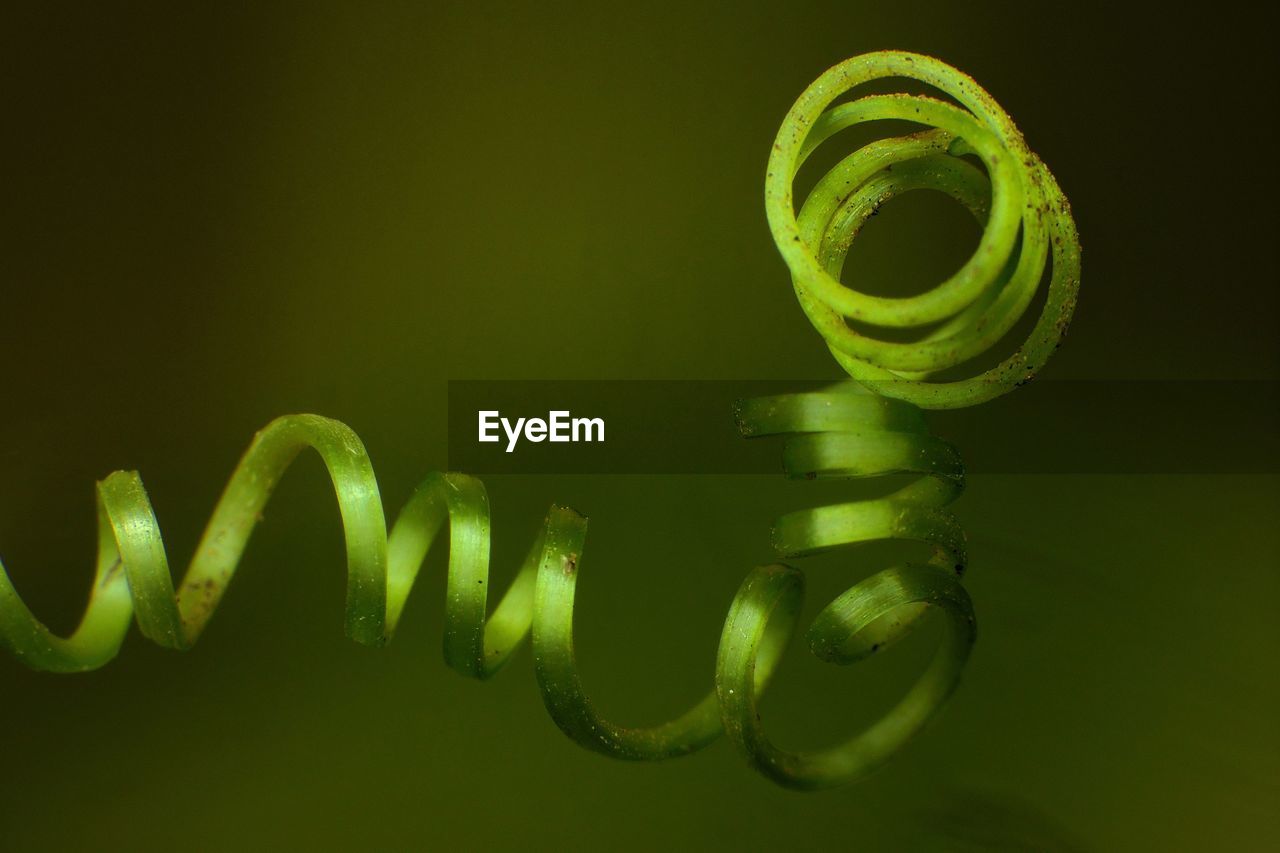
[766,50,1080,408]
[0,400,968,790]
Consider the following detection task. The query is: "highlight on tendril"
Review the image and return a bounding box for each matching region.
[765,50,1081,409]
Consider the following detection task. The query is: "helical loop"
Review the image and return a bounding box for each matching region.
[726,383,974,788]
[1,397,972,789]
[765,50,1081,409]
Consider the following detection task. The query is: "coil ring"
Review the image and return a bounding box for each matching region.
[765,50,1081,409]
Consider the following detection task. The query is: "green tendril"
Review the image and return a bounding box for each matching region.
[1,51,1076,790]
[0,386,972,789]
[765,50,1081,408]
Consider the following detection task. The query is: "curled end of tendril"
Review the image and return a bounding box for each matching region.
[765,50,1081,409]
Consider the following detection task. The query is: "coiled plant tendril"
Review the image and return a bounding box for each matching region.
[766,50,1080,408]
[0,51,1077,791]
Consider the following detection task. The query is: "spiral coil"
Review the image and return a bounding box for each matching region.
[766,50,1080,408]
[725,384,974,788]
[1,51,1076,790]
[0,397,969,789]
[731,50,1080,785]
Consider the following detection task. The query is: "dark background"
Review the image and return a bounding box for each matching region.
[1,2,1275,850]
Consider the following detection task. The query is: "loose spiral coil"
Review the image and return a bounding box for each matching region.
[766,50,1080,408]
[0,402,967,789]
[1,51,1076,790]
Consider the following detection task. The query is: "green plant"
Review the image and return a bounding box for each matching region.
[0,50,1078,790]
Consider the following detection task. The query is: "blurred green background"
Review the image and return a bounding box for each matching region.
[1,2,1275,850]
